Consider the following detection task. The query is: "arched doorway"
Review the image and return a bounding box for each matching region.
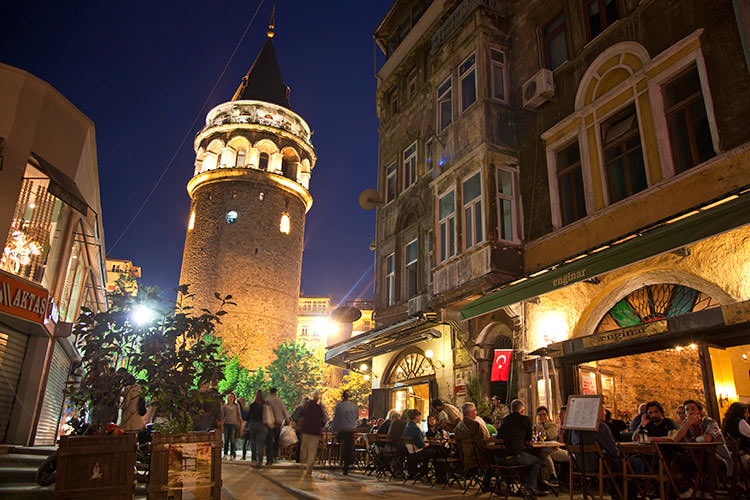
[474,321,514,400]
[385,349,436,420]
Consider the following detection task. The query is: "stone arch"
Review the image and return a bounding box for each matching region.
[574,269,733,337]
[575,41,651,111]
[227,136,251,168]
[254,138,279,155]
[395,196,426,231]
[202,139,224,171]
[280,147,300,181]
[298,158,311,189]
[383,347,436,386]
[194,146,205,175]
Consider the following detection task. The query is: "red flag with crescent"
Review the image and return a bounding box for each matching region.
[491,349,512,382]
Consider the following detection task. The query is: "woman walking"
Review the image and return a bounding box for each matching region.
[299,390,326,478]
[221,393,242,459]
[245,390,270,467]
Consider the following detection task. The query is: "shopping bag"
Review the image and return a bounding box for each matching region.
[279,424,298,447]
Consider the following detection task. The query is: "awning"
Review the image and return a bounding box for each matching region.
[461,187,750,320]
[541,299,750,364]
[31,153,89,216]
[325,314,453,368]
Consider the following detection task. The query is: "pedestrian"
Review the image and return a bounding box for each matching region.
[265,387,290,465]
[291,396,309,462]
[120,372,145,432]
[192,382,222,431]
[221,393,242,459]
[331,390,358,475]
[300,390,326,478]
[245,390,269,467]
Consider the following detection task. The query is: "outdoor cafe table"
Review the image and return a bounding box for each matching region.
[485,440,565,450]
[619,440,719,498]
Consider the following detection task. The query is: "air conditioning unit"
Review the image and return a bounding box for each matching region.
[522,68,555,109]
[407,295,425,316]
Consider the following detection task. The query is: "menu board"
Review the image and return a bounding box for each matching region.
[563,395,602,431]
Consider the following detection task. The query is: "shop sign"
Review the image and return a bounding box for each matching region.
[490,349,513,381]
[721,299,750,326]
[0,269,50,325]
[581,319,668,348]
[455,369,472,397]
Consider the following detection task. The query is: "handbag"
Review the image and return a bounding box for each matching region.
[262,403,275,427]
[279,424,299,447]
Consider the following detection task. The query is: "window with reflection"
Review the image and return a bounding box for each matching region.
[601,105,646,203]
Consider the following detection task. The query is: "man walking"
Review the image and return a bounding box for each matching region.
[265,387,290,465]
[331,390,358,475]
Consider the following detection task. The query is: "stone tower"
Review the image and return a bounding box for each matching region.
[179,25,315,369]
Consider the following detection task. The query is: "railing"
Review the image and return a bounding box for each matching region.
[200,101,312,145]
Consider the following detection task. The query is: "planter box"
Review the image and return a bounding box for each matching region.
[56,433,137,499]
[147,431,222,500]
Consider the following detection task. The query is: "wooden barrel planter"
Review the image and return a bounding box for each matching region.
[147,431,222,500]
[55,433,137,499]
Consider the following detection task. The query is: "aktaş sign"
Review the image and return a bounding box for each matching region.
[0,269,51,324]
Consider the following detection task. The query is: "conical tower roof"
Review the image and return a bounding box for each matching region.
[232,32,290,109]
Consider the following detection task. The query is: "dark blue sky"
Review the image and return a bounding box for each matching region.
[0,1,391,303]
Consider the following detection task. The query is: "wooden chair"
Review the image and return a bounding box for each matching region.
[566,443,623,500]
[726,438,750,498]
[618,442,679,499]
[488,440,536,500]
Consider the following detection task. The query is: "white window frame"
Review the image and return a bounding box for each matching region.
[438,189,456,262]
[462,170,484,249]
[385,253,396,306]
[489,47,508,103]
[459,52,477,112]
[403,141,417,189]
[404,239,418,299]
[496,167,519,243]
[385,162,397,203]
[437,76,453,131]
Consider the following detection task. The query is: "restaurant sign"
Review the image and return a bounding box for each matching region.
[581,319,668,349]
[0,269,53,327]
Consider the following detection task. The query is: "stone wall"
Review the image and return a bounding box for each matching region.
[597,348,704,422]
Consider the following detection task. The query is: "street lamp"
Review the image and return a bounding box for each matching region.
[131,303,155,327]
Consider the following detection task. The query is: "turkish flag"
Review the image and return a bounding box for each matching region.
[491,349,513,382]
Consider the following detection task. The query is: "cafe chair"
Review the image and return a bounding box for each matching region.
[726,438,750,498]
[455,437,490,495]
[617,442,679,499]
[488,440,536,500]
[566,443,623,500]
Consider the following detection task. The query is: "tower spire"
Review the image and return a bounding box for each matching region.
[267,5,275,38]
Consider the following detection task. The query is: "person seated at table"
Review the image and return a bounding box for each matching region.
[486,421,497,436]
[370,417,385,433]
[496,399,541,497]
[604,409,627,440]
[425,414,444,439]
[675,404,686,425]
[632,400,677,440]
[569,403,622,498]
[551,406,570,464]
[455,402,493,490]
[378,409,399,434]
[402,409,449,482]
[722,402,750,451]
[490,396,509,427]
[533,406,560,487]
[432,399,462,431]
[673,398,733,494]
[629,403,648,432]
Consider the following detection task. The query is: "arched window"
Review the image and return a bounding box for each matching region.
[236,150,246,167]
[389,351,435,384]
[281,158,297,179]
[258,152,269,171]
[595,283,719,333]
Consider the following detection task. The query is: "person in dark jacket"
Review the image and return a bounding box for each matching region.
[723,402,750,451]
[244,390,269,467]
[300,390,326,477]
[378,409,399,434]
[496,399,540,496]
[193,383,222,431]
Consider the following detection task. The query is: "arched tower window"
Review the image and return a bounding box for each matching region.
[258,152,269,171]
[236,150,246,167]
[595,283,720,333]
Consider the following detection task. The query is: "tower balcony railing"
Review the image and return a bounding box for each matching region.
[200,100,312,145]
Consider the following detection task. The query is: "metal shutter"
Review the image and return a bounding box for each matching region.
[0,329,28,442]
[33,341,71,445]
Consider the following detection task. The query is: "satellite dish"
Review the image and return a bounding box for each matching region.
[358,188,381,210]
[330,306,362,324]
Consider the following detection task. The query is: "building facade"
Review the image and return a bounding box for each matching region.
[327,0,750,422]
[0,63,107,444]
[179,29,316,370]
[105,258,141,296]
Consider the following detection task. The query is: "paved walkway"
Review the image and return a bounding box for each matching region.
[220,461,563,500]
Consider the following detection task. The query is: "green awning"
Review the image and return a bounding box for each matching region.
[461,188,750,320]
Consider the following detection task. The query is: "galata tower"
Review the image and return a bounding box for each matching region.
[179,24,315,369]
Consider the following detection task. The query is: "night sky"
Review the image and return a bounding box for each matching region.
[0,1,391,303]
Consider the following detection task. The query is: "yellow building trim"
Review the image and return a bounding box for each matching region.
[636,91,663,184]
[586,125,605,210]
[621,53,644,72]
[595,68,632,100]
[635,78,648,93]
[595,87,634,120]
[543,116,582,146]
[187,168,313,212]
[596,54,621,78]
[646,37,702,79]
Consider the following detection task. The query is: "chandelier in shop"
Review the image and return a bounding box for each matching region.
[1,230,42,274]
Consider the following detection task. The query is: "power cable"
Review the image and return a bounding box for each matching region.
[106,0,266,256]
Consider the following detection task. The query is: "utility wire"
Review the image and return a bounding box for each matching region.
[106,0,266,256]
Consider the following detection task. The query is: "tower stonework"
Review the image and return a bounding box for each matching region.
[179,33,315,369]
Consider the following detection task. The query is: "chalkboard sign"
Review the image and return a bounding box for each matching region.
[562,395,602,431]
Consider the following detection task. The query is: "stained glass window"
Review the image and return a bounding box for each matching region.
[595,284,719,334]
[389,351,435,383]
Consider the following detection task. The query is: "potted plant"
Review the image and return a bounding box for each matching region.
[133,285,231,500]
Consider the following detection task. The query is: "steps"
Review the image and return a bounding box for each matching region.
[0,445,55,500]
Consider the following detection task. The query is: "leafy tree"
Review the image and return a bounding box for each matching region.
[322,369,371,411]
[267,340,323,409]
[217,356,269,402]
[466,375,492,420]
